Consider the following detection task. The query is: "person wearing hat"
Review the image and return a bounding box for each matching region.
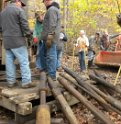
[41,0,60,80]
[0,0,35,88]
[33,10,46,73]
[76,30,89,72]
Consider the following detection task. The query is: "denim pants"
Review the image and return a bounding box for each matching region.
[46,42,57,78]
[78,51,86,71]
[36,41,46,70]
[56,49,62,69]
[5,46,31,85]
[88,50,94,61]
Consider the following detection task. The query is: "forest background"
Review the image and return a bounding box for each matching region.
[2,0,120,53]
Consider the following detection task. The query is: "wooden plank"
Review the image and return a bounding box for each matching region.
[9,93,38,104]
[18,102,32,115]
[0,96,32,115]
[15,92,79,123]
[2,89,19,98]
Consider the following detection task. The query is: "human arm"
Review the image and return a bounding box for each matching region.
[84,36,89,47]
[48,8,58,35]
[19,9,32,37]
[45,8,60,48]
[33,22,38,43]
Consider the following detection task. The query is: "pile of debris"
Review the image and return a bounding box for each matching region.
[26,66,121,124]
[1,66,121,124]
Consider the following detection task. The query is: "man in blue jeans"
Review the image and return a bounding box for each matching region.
[76,30,89,73]
[0,0,36,88]
[41,0,60,80]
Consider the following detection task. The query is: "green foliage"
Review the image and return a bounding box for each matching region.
[60,0,121,38]
[59,0,121,53]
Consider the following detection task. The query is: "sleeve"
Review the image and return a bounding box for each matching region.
[85,36,89,47]
[33,22,37,38]
[60,32,65,40]
[19,9,31,36]
[48,8,59,34]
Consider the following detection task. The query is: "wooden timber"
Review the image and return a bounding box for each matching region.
[0,72,79,123]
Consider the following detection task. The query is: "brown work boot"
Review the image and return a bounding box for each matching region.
[21,82,36,89]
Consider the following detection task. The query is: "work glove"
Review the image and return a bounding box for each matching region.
[46,34,54,48]
[33,37,38,43]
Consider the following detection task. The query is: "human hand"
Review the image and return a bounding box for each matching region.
[46,34,54,48]
[33,37,38,43]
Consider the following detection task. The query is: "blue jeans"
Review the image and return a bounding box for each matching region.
[46,42,57,78]
[36,41,46,70]
[56,49,62,69]
[78,51,86,71]
[88,50,94,61]
[5,46,31,86]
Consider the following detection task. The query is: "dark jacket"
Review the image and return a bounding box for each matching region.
[41,2,61,43]
[89,35,101,54]
[0,3,31,49]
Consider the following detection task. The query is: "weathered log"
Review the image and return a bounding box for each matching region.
[89,73,121,94]
[36,72,51,124]
[63,67,121,115]
[90,84,121,112]
[60,73,121,115]
[48,77,79,124]
[58,77,114,124]
[62,67,102,99]
[60,72,100,97]
[62,67,115,112]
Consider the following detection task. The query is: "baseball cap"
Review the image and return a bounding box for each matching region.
[80,30,85,34]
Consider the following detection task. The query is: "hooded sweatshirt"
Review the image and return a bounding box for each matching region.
[41,2,61,43]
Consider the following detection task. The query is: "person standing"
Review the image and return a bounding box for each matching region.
[88,32,101,67]
[33,11,46,73]
[0,0,35,88]
[41,0,60,80]
[56,26,68,71]
[100,30,110,51]
[76,30,89,72]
